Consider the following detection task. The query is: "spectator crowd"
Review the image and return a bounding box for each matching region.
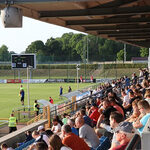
[1,68,150,150]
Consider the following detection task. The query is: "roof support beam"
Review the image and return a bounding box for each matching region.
[116,36,150,40]
[108,33,150,37]
[95,0,138,8]
[39,6,150,18]
[98,29,150,35]
[124,40,150,48]
[66,17,150,26]
[85,24,150,31]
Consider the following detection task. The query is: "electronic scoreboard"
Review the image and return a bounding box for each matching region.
[11,54,36,69]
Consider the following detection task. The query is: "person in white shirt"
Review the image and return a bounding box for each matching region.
[51,118,61,134]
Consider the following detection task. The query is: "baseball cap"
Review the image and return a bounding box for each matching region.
[37,125,44,131]
[115,121,133,133]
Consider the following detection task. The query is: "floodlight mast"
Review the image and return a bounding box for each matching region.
[76,64,80,90]
[27,65,32,109]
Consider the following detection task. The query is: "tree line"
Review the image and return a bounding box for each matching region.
[0,32,149,62]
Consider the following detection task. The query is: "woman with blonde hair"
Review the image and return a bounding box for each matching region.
[49,134,72,150]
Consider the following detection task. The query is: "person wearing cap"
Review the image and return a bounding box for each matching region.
[111,122,134,150]
[37,125,49,146]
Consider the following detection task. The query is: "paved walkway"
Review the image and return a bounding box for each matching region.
[0,124,26,137]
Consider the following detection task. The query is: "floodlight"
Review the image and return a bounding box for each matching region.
[1,6,22,27]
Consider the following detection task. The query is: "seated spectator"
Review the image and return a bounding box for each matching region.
[49,134,72,150]
[88,103,100,126]
[75,117,100,149]
[107,112,124,149]
[121,90,130,107]
[67,118,78,136]
[144,89,150,103]
[133,100,150,134]
[51,118,61,134]
[62,124,90,150]
[53,115,63,126]
[97,100,117,127]
[28,130,48,150]
[109,99,124,117]
[79,109,93,127]
[62,113,69,125]
[125,100,140,122]
[111,122,134,150]
[37,125,49,144]
[34,142,48,150]
[1,143,14,150]
[45,129,53,138]
[17,130,33,147]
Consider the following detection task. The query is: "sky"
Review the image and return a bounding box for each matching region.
[0,16,83,54]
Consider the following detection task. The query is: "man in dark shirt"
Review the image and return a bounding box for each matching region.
[97,100,117,127]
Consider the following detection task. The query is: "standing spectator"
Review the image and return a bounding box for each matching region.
[34,100,40,116]
[8,113,17,133]
[49,134,72,150]
[90,75,93,83]
[75,117,100,149]
[1,143,14,150]
[60,86,63,96]
[80,75,83,83]
[68,86,72,93]
[19,89,25,106]
[62,124,90,150]
[49,97,54,104]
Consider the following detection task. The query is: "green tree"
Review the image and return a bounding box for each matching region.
[45,38,62,61]
[25,40,46,54]
[0,45,10,61]
[140,48,149,57]
[117,49,124,61]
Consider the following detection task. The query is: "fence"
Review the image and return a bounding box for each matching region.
[0,61,147,80]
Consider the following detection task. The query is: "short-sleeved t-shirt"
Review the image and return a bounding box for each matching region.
[79,124,99,148]
[138,113,150,134]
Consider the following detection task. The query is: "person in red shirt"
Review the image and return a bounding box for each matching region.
[80,75,83,83]
[62,124,90,150]
[90,75,93,83]
[49,97,54,104]
[89,103,100,126]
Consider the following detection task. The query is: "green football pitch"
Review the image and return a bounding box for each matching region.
[0,83,93,118]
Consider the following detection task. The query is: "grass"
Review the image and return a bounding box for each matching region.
[0,83,93,118]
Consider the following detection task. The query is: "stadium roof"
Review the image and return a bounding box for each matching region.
[1,0,150,47]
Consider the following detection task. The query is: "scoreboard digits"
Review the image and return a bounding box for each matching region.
[11,54,36,69]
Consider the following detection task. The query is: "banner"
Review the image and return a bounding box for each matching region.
[22,79,46,83]
[0,79,6,83]
[7,79,21,83]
